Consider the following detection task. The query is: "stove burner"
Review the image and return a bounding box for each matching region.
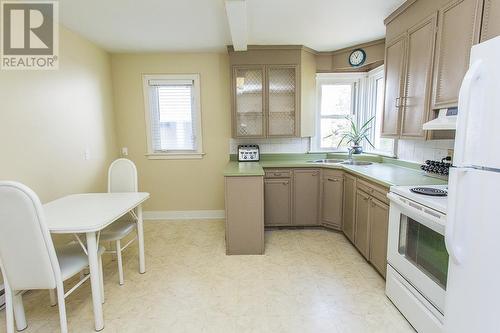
[410,187,448,197]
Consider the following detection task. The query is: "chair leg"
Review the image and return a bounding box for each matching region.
[13,292,27,331]
[98,256,105,304]
[4,279,15,333]
[56,282,68,333]
[49,289,57,306]
[116,240,124,285]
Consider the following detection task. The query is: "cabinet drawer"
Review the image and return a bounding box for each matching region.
[322,169,343,181]
[356,179,389,205]
[264,169,292,178]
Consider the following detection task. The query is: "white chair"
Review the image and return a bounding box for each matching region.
[100,158,139,285]
[0,182,105,333]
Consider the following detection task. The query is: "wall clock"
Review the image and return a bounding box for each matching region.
[349,48,366,67]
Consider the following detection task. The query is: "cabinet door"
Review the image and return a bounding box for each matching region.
[401,13,437,138]
[481,0,500,42]
[321,171,344,229]
[342,173,356,243]
[293,169,320,226]
[232,66,266,138]
[433,0,483,108]
[382,34,406,137]
[354,190,370,259]
[369,198,389,278]
[264,179,292,226]
[267,66,298,137]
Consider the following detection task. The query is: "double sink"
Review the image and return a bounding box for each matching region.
[307,159,373,166]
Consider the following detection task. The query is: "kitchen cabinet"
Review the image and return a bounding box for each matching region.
[342,173,357,242]
[264,178,292,226]
[369,198,390,278]
[224,176,264,255]
[481,0,500,42]
[432,0,483,109]
[354,190,371,258]
[401,13,437,138]
[229,46,316,138]
[232,66,266,137]
[382,35,406,137]
[293,169,320,226]
[382,14,437,138]
[321,170,344,229]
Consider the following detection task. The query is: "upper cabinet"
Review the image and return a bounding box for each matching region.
[382,14,437,139]
[229,46,316,138]
[481,0,500,42]
[382,0,491,139]
[432,0,483,109]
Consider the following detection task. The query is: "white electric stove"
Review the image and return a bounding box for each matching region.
[386,184,449,333]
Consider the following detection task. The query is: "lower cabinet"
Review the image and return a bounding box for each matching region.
[293,169,320,225]
[354,190,371,258]
[342,173,356,243]
[264,178,292,226]
[321,170,344,229]
[369,198,390,278]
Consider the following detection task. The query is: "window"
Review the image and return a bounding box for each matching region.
[143,74,203,159]
[311,67,395,156]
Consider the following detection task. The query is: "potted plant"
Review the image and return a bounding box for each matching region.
[324,116,376,154]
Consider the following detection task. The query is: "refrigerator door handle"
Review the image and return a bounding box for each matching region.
[445,168,467,264]
[454,60,483,166]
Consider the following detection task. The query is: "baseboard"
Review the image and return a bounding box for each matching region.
[143,210,225,221]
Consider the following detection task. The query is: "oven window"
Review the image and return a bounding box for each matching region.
[398,216,449,289]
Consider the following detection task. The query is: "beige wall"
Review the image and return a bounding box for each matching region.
[0,26,118,203]
[110,53,231,211]
[316,39,385,72]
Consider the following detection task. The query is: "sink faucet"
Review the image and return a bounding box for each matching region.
[347,148,354,163]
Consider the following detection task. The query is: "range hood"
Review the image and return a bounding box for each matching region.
[422,107,458,130]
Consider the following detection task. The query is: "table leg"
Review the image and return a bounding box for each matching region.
[13,292,27,331]
[137,205,146,274]
[86,232,104,331]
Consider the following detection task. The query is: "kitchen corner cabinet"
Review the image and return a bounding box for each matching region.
[264,178,292,226]
[321,170,344,229]
[382,14,437,138]
[369,198,390,278]
[481,0,500,42]
[342,173,357,243]
[229,46,317,138]
[293,169,320,226]
[432,0,483,109]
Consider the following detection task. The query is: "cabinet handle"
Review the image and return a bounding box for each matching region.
[282,182,288,185]
[395,97,400,108]
[274,173,281,176]
[328,178,340,182]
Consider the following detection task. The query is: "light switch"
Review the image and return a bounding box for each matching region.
[122,147,128,156]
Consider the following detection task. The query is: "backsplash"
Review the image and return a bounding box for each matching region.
[230,138,310,154]
[397,139,454,163]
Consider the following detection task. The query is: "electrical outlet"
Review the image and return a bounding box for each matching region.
[84,148,90,161]
[122,147,128,156]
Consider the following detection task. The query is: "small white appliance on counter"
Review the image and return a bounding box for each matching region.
[443,36,500,333]
[386,184,449,333]
[238,144,260,162]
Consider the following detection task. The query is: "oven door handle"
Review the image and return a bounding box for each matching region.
[387,193,446,234]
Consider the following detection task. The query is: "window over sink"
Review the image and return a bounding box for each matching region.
[311,66,395,156]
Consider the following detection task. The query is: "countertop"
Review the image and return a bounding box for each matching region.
[224,157,447,187]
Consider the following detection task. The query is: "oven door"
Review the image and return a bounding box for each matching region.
[387,193,448,313]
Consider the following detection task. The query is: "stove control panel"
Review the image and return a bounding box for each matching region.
[421,157,451,177]
[238,144,260,162]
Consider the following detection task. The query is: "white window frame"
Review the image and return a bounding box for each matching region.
[311,68,396,157]
[312,72,365,152]
[142,74,204,160]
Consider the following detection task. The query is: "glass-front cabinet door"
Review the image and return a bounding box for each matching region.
[267,66,297,137]
[233,66,265,138]
[398,216,449,289]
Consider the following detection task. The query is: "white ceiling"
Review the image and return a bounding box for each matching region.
[59,0,405,53]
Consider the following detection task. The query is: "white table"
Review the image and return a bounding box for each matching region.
[43,192,150,331]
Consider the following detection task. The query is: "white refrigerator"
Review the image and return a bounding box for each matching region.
[444,36,500,333]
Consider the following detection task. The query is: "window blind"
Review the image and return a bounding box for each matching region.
[149,80,196,152]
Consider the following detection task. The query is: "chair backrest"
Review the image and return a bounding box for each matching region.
[0,182,60,290]
[108,158,138,193]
